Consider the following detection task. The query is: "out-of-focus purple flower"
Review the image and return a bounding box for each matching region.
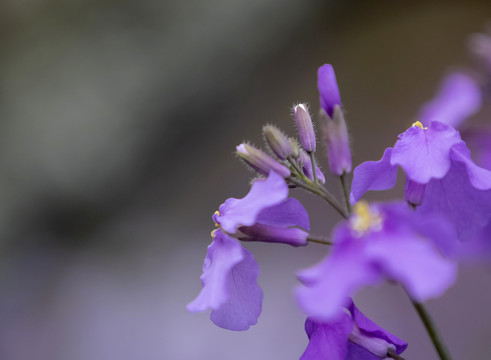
[317,64,352,175]
[298,150,326,184]
[187,229,262,330]
[296,201,457,321]
[236,143,291,178]
[419,72,482,129]
[213,171,310,246]
[351,120,491,242]
[300,299,407,360]
[294,104,316,152]
[318,64,342,117]
[462,127,491,170]
[320,106,352,176]
[263,125,293,160]
[188,172,310,330]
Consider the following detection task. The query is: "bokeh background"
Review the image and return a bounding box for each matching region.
[1,0,491,359]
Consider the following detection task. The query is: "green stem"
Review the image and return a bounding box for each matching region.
[288,177,348,219]
[410,300,452,360]
[340,172,352,214]
[308,151,319,184]
[306,236,332,245]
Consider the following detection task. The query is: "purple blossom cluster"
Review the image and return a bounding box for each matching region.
[187,32,491,359]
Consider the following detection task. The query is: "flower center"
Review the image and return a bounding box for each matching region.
[350,201,383,236]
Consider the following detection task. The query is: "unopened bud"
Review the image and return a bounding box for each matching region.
[405,178,426,207]
[321,106,352,176]
[299,150,326,184]
[236,143,291,178]
[237,224,308,247]
[318,64,342,117]
[289,138,300,159]
[263,125,292,160]
[293,104,316,152]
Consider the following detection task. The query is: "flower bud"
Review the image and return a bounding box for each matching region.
[263,125,292,160]
[318,64,342,117]
[293,104,316,152]
[289,138,300,159]
[404,178,426,206]
[236,143,291,178]
[320,105,352,176]
[298,150,326,184]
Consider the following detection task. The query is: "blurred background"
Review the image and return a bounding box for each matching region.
[1,0,491,359]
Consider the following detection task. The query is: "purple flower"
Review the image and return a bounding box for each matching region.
[296,201,457,321]
[318,64,342,117]
[419,72,481,129]
[188,171,310,330]
[301,300,407,360]
[351,120,491,242]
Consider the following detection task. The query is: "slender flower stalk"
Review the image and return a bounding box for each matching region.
[410,300,453,360]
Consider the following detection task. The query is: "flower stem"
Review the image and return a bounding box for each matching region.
[340,172,351,214]
[306,236,332,245]
[287,177,348,219]
[309,151,319,184]
[410,300,453,360]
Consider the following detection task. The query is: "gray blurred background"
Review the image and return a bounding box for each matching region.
[1,0,491,359]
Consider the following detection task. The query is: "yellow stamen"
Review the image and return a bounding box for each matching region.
[213,210,220,227]
[211,229,218,238]
[411,121,427,130]
[350,201,383,236]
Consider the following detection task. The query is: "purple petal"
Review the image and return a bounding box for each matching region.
[187,230,262,331]
[216,171,288,233]
[350,148,397,204]
[419,72,481,129]
[238,224,308,247]
[346,343,381,360]
[255,197,310,230]
[365,230,457,302]
[347,301,408,355]
[300,314,353,360]
[391,121,462,184]
[418,143,491,242]
[296,227,382,321]
[462,127,491,170]
[318,64,342,117]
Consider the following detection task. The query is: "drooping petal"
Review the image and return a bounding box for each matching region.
[300,314,353,360]
[419,72,482,129]
[296,227,382,321]
[238,223,308,247]
[350,148,397,204]
[418,143,491,242]
[348,301,408,356]
[391,121,462,184]
[255,197,310,230]
[216,171,288,233]
[365,231,457,302]
[187,230,262,331]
